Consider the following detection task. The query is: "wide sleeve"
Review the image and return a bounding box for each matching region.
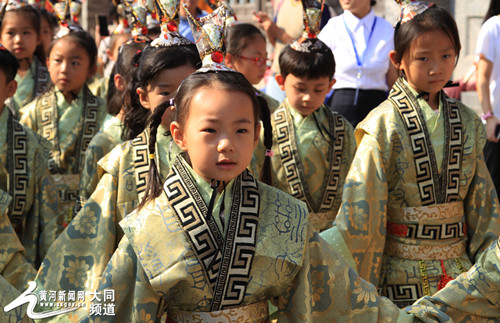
[21,144,64,268]
[321,131,389,286]
[36,172,123,296]
[277,224,430,322]
[463,118,500,261]
[91,236,162,322]
[407,239,500,321]
[0,190,37,292]
[78,137,109,208]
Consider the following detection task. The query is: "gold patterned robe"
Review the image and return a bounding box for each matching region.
[405,237,500,321]
[49,155,447,323]
[77,114,124,213]
[11,57,51,118]
[0,107,63,268]
[321,78,500,307]
[20,86,107,223]
[252,100,356,231]
[35,127,181,301]
[0,190,32,322]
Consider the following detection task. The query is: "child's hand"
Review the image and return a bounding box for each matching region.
[486,116,500,143]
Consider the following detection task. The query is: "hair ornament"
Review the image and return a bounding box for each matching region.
[265,149,274,157]
[149,153,155,160]
[290,0,325,52]
[395,0,433,24]
[150,0,192,47]
[185,4,234,72]
[122,0,149,37]
[169,98,174,106]
[202,0,237,27]
[1,0,28,12]
[52,0,84,39]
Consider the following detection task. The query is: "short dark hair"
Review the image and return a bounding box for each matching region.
[393,5,461,66]
[278,38,335,80]
[0,48,20,82]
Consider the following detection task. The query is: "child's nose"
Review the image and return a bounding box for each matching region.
[302,93,311,101]
[429,60,440,75]
[218,137,234,152]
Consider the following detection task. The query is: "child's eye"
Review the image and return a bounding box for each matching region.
[416,57,428,61]
[160,91,170,96]
[443,54,451,59]
[72,61,81,66]
[314,89,324,93]
[203,128,216,133]
[237,128,248,134]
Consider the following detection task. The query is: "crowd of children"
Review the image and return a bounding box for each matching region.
[0,0,500,321]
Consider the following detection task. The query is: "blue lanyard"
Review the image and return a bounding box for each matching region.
[343,15,377,105]
[343,15,377,71]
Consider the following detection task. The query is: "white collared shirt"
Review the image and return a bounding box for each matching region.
[318,9,394,91]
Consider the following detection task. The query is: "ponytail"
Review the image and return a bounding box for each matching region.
[257,94,273,186]
[137,100,171,209]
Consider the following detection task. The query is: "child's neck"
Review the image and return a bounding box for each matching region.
[60,88,82,104]
[17,57,33,78]
[419,91,440,111]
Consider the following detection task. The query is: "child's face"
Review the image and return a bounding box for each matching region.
[138,63,197,128]
[277,73,335,117]
[171,86,260,185]
[0,71,17,112]
[226,36,267,85]
[40,16,54,58]
[47,37,93,96]
[0,12,40,61]
[395,30,456,97]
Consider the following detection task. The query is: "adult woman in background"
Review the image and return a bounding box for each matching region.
[318,0,397,128]
[476,0,500,199]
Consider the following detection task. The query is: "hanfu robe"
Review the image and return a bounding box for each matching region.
[0,189,37,291]
[0,107,63,268]
[321,77,500,308]
[20,86,107,223]
[35,127,181,301]
[77,114,124,213]
[0,190,32,322]
[252,100,356,231]
[11,57,51,118]
[407,237,500,321]
[48,155,478,323]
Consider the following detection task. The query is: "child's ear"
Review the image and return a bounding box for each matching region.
[87,65,98,79]
[275,74,285,90]
[389,50,401,70]
[114,74,125,92]
[137,87,151,110]
[253,122,261,148]
[6,80,17,99]
[225,53,234,68]
[329,78,336,89]
[171,121,188,151]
